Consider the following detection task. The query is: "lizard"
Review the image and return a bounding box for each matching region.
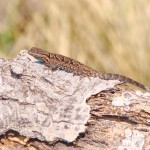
[28,47,150,92]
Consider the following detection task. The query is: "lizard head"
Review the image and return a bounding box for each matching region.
[28,47,50,63]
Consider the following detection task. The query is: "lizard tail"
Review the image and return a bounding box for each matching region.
[99,73,150,92]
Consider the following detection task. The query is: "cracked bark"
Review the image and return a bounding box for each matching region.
[0,50,149,150]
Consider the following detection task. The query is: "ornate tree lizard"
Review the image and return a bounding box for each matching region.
[28,47,150,92]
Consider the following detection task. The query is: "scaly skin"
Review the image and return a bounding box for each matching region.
[28,47,150,92]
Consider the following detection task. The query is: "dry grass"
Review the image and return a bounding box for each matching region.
[0,0,150,85]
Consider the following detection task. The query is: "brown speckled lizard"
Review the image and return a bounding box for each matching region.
[28,47,150,92]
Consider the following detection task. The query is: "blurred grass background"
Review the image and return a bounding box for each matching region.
[0,0,150,85]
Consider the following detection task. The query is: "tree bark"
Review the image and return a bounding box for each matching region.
[0,50,149,150]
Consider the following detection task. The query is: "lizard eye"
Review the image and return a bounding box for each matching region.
[35,57,44,63]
